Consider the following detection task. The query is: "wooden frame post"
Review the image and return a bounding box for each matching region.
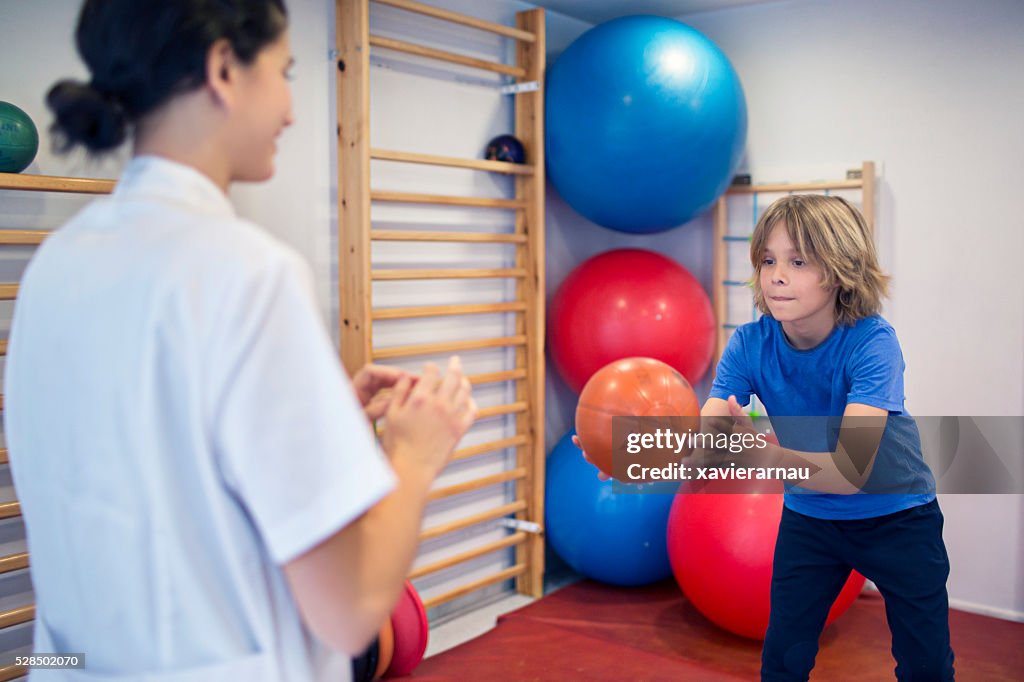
[337,0,373,375]
[712,197,728,366]
[861,160,876,237]
[513,7,546,599]
[336,0,547,610]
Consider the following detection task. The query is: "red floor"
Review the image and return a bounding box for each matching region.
[409,580,1024,681]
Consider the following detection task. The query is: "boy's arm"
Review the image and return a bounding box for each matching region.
[775,402,887,494]
[696,397,887,494]
[701,396,734,419]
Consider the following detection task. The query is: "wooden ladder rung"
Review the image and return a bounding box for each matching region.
[369,35,525,78]
[0,604,34,629]
[409,532,527,580]
[371,230,526,243]
[361,370,523,393]
[0,664,29,682]
[373,302,526,319]
[373,0,536,42]
[726,178,863,195]
[453,434,529,461]
[370,149,533,175]
[0,502,21,520]
[373,335,526,360]
[371,191,525,209]
[0,284,19,300]
[0,340,8,356]
[429,467,527,501]
[0,552,29,575]
[371,268,526,281]
[467,369,528,386]
[0,229,48,245]
[420,500,526,541]
[420,564,527,610]
[0,448,7,465]
[475,402,527,420]
[0,172,114,194]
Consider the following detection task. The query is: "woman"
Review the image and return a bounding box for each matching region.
[5,2,475,679]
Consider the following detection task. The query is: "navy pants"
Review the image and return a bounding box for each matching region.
[762,499,955,681]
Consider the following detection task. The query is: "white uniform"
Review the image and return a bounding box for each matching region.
[4,156,396,681]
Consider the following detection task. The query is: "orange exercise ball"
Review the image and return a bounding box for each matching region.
[575,357,700,480]
[374,619,394,680]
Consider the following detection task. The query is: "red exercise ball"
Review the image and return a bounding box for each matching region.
[666,479,866,639]
[385,580,429,678]
[550,249,715,393]
[576,357,700,480]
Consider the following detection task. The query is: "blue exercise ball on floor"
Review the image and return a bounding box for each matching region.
[546,15,747,233]
[545,429,676,586]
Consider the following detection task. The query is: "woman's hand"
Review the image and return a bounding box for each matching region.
[379,357,477,481]
[351,364,413,422]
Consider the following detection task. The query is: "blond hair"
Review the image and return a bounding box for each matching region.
[750,195,889,325]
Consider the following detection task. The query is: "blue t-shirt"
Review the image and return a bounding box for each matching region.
[709,314,935,519]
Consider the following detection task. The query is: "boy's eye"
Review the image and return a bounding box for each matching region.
[762,258,775,265]
[793,259,805,267]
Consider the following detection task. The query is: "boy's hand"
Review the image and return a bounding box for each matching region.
[571,434,610,481]
[726,395,756,433]
[690,395,760,466]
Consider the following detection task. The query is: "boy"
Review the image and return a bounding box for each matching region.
[705,195,954,681]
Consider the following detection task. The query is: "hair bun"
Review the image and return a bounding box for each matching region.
[46,79,127,153]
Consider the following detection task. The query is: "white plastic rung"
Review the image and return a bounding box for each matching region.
[499,518,542,534]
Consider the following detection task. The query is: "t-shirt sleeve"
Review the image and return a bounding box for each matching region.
[708,328,754,407]
[846,325,906,412]
[210,250,396,564]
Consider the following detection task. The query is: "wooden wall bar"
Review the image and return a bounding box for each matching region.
[338,0,547,612]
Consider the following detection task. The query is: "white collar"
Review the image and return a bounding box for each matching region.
[114,155,235,220]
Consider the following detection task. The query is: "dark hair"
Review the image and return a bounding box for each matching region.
[47,0,288,153]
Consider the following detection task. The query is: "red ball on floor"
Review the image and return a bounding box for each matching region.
[667,479,865,639]
[386,580,429,677]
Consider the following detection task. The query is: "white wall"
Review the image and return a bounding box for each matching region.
[0,0,334,316]
[678,0,1024,618]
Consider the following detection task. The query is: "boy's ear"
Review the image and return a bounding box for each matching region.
[205,38,238,108]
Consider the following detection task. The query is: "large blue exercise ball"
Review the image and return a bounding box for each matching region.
[546,15,747,233]
[545,429,676,586]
